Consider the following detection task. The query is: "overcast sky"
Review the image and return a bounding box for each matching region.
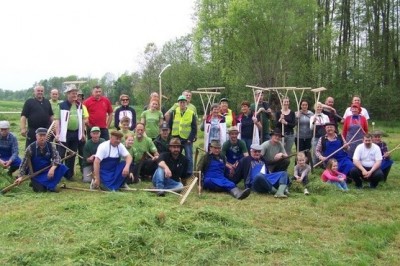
[0,0,196,91]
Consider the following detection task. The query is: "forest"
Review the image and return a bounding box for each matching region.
[1,0,399,120]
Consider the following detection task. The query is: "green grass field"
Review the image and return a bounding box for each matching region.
[1,101,400,265]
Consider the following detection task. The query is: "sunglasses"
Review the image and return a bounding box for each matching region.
[121,99,129,102]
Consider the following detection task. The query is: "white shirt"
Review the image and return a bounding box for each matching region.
[309,113,330,129]
[95,140,129,161]
[343,107,370,120]
[353,143,382,168]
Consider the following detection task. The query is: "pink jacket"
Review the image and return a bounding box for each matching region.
[321,169,346,182]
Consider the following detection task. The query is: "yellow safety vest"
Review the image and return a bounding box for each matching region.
[225,109,233,128]
[172,107,194,139]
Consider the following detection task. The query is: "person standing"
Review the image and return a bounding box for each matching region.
[310,102,330,165]
[168,95,197,176]
[343,96,370,120]
[0,120,21,176]
[140,99,163,140]
[349,134,383,189]
[322,96,342,131]
[83,85,113,140]
[251,90,273,143]
[295,99,313,158]
[20,85,54,148]
[15,128,68,192]
[219,98,236,129]
[342,103,368,158]
[152,138,189,196]
[54,85,86,180]
[276,97,296,155]
[114,94,136,131]
[237,101,261,151]
[49,88,61,116]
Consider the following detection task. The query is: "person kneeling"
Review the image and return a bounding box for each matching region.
[92,130,132,191]
[199,140,251,200]
[15,128,68,192]
[152,138,188,197]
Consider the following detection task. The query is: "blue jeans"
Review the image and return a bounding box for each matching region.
[283,134,295,156]
[152,168,183,190]
[327,181,349,191]
[183,141,193,175]
[241,138,253,152]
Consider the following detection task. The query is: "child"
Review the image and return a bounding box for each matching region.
[293,152,311,195]
[119,116,134,142]
[321,158,349,191]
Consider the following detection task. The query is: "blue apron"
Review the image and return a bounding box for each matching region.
[0,142,21,168]
[99,144,126,190]
[203,157,235,191]
[31,144,68,191]
[324,138,353,175]
[381,159,393,171]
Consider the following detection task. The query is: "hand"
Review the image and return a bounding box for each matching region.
[87,155,95,163]
[48,166,56,179]
[152,155,159,161]
[383,152,390,159]
[21,128,27,137]
[122,167,129,177]
[55,135,60,142]
[266,108,272,113]
[274,153,284,161]
[94,178,100,188]
[164,168,172,178]
[258,107,265,113]
[364,170,372,178]
[319,156,326,162]
[252,116,258,123]
[14,177,23,185]
[3,160,11,168]
[361,169,369,178]
[343,143,349,149]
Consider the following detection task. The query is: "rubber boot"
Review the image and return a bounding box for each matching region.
[229,187,251,200]
[274,184,288,198]
[269,187,278,194]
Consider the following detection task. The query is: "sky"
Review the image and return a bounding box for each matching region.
[0,0,196,91]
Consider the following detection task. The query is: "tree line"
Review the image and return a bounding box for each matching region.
[2,0,399,119]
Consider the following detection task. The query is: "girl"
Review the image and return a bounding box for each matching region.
[140,100,163,140]
[292,152,311,195]
[321,158,349,191]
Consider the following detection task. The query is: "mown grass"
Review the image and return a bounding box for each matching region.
[1,101,400,265]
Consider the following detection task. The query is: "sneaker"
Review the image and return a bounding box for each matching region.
[304,188,310,195]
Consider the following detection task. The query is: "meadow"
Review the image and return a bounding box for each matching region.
[1,100,400,265]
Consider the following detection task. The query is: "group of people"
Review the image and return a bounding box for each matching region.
[1,85,393,199]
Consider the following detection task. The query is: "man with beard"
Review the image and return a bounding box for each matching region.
[315,123,354,176]
[349,134,384,189]
[152,138,189,196]
[20,85,54,147]
[260,128,290,173]
[132,123,159,182]
[92,130,132,190]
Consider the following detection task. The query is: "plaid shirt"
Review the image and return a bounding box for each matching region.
[19,142,60,176]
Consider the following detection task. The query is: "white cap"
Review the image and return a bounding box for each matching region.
[250,144,262,150]
[64,84,78,94]
[0,121,10,129]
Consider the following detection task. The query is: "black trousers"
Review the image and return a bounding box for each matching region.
[349,166,384,188]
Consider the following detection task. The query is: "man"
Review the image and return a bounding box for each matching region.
[49,88,61,116]
[260,129,290,172]
[199,140,251,200]
[132,123,160,182]
[21,85,54,147]
[15,128,68,192]
[343,96,370,120]
[152,138,189,196]
[322,96,342,131]
[54,84,86,180]
[234,144,290,198]
[0,120,21,176]
[114,94,136,131]
[165,90,198,121]
[315,123,354,175]
[371,130,393,182]
[168,95,197,176]
[77,89,89,174]
[82,127,105,183]
[221,126,248,178]
[153,122,171,153]
[93,130,132,190]
[83,85,113,140]
[350,134,384,188]
[251,90,273,142]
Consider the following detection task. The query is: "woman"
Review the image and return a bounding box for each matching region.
[237,101,261,151]
[140,100,164,140]
[114,94,136,131]
[201,103,227,152]
[295,99,313,153]
[342,103,368,158]
[276,97,296,155]
[219,98,236,128]
[310,102,329,164]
